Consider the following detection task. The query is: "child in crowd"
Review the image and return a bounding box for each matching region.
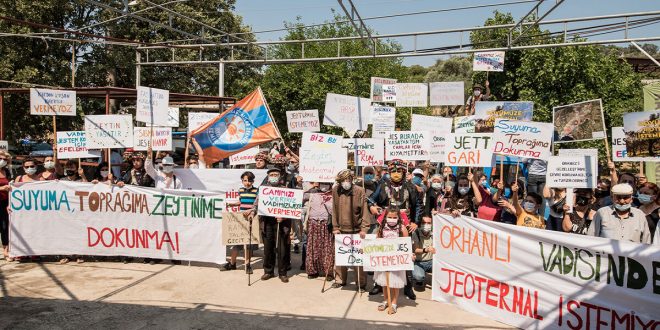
[374,206,409,314]
[511,182,546,229]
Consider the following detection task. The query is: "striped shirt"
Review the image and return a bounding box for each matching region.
[239,186,258,211]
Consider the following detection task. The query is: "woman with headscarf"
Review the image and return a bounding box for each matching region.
[304,183,335,279]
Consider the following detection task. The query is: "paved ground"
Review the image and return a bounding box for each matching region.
[0,251,510,330]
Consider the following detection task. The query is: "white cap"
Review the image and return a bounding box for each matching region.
[161,156,175,166]
[412,168,424,176]
[611,183,633,195]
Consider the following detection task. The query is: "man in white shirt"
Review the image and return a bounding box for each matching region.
[587,184,651,244]
[145,147,182,190]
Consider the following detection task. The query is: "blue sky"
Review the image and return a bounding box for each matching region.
[233,0,660,67]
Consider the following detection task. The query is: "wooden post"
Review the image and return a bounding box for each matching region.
[184,135,191,166]
[52,115,57,161]
[514,158,521,182]
[640,161,644,176]
[499,157,504,182]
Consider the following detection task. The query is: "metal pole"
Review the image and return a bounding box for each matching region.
[630,41,660,67]
[218,60,224,97]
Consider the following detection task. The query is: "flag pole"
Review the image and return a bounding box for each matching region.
[257,87,283,139]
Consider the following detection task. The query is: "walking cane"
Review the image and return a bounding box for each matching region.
[248,215,253,286]
[321,261,334,293]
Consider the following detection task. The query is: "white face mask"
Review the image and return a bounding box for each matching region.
[474,90,481,97]
[189,164,199,169]
[100,170,109,178]
[458,187,470,195]
[341,181,352,190]
[431,182,443,190]
[25,167,37,175]
[44,161,55,170]
[386,217,398,226]
[268,176,280,184]
[162,166,174,174]
[421,224,432,233]
[0,160,6,168]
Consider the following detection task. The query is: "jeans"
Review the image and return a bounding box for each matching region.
[413,260,433,283]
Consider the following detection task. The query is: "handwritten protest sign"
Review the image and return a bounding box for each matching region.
[429,82,464,106]
[493,119,552,159]
[611,127,648,162]
[286,109,320,133]
[411,115,452,162]
[334,234,377,266]
[299,132,347,182]
[371,77,397,103]
[84,114,134,149]
[0,141,7,152]
[623,110,660,159]
[343,138,384,167]
[30,88,76,116]
[9,180,226,263]
[257,186,303,219]
[323,93,371,131]
[385,131,431,161]
[454,115,477,133]
[382,84,396,102]
[229,147,259,165]
[553,99,606,142]
[395,83,428,107]
[546,155,596,189]
[221,212,261,246]
[136,86,169,126]
[362,237,414,272]
[473,51,505,72]
[474,101,533,132]
[56,131,101,159]
[188,112,218,133]
[444,133,494,167]
[550,148,598,188]
[371,106,396,138]
[133,127,172,151]
[167,107,180,127]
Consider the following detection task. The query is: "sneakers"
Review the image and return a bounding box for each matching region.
[220,263,237,271]
[246,265,253,274]
[369,284,383,296]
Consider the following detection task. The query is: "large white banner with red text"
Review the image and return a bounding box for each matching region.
[432,214,659,330]
[9,181,226,263]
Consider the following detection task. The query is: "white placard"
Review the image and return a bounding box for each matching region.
[493,119,553,160]
[473,51,505,72]
[188,112,218,133]
[557,148,598,188]
[133,127,172,151]
[0,141,7,152]
[299,132,347,183]
[371,106,396,138]
[395,83,428,107]
[385,131,431,161]
[84,114,134,149]
[30,88,76,116]
[343,138,385,167]
[362,237,414,271]
[612,127,648,162]
[371,77,397,103]
[547,154,596,188]
[444,133,494,168]
[167,107,180,127]
[411,115,453,162]
[382,84,396,102]
[323,93,371,131]
[229,147,259,165]
[257,186,304,219]
[56,131,102,159]
[430,82,465,106]
[286,109,320,133]
[334,234,377,266]
[136,86,170,125]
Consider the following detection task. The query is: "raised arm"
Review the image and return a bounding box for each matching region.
[511,182,523,216]
[144,147,158,180]
[468,172,482,205]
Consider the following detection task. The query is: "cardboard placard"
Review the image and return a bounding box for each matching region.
[385,131,431,161]
[136,86,170,126]
[395,83,428,107]
[473,51,505,72]
[444,133,494,167]
[334,234,377,266]
[257,186,303,219]
[623,110,660,159]
[221,212,261,246]
[286,109,320,133]
[343,138,385,167]
[299,132,347,183]
[323,93,371,132]
[493,119,553,160]
[133,127,172,151]
[430,82,465,106]
[56,131,102,159]
[30,88,76,116]
[229,147,259,165]
[371,106,396,138]
[362,237,414,271]
[553,99,606,143]
[371,77,397,103]
[84,114,134,149]
[474,101,533,132]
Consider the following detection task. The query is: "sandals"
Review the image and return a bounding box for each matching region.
[378,302,388,311]
[76,258,85,264]
[378,303,398,314]
[59,258,70,264]
[388,304,398,314]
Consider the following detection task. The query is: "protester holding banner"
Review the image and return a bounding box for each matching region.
[636,183,660,240]
[0,150,11,261]
[588,183,651,243]
[331,169,370,290]
[561,189,596,235]
[411,216,435,287]
[373,206,409,314]
[464,81,491,116]
[40,156,59,180]
[118,153,153,187]
[511,182,546,229]
[145,147,182,189]
[15,158,41,183]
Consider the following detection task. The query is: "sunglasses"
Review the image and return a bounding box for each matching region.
[24,165,36,169]
[613,195,632,200]
[0,157,7,161]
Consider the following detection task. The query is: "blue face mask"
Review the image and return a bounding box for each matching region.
[364,174,375,182]
[637,194,653,204]
[412,176,423,186]
[503,188,512,199]
[384,174,390,181]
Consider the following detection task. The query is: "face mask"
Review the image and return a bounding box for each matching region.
[473,90,481,97]
[431,182,443,190]
[523,201,536,212]
[0,160,6,168]
[480,181,489,188]
[383,173,390,181]
[386,217,398,226]
[614,203,631,212]
[162,166,174,174]
[189,164,199,169]
[458,187,470,195]
[25,167,37,175]
[390,172,403,183]
[44,161,55,170]
[268,176,280,184]
[595,189,609,198]
[65,169,76,177]
[412,176,423,186]
[503,188,512,199]
[287,164,296,171]
[341,181,352,190]
[100,170,109,178]
[637,194,653,205]
[443,173,449,178]
[421,224,432,234]
[445,181,456,190]
[364,174,375,182]
[576,196,591,206]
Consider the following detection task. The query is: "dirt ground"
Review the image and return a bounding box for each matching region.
[0,251,510,330]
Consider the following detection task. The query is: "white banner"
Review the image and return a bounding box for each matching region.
[257,186,303,219]
[395,83,428,107]
[188,112,218,133]
[84,114,134,149]
[612,127,649,162]
[385,131,431,161]
[286,109,320,133]
[493,119,553,159]
[9,181,227,263]
[56,131,102,159]
[371,106,396,138]
[299,132,347,183]
[167,107,180,127]
[136,86,170,125]
[323,93,371,131]
[30,88,76,116]
[133,127,172,151]
[334,234,377,266]
[444,133,494,167]
[343,138,385,167]
[371,77,397,103]
[473,51,505,72]
[430,82,464,106]
[411,115,453,162]
[229,147,259,165]
[546,155,596,189]
[432,214,659,329]
[362,237,414,271]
